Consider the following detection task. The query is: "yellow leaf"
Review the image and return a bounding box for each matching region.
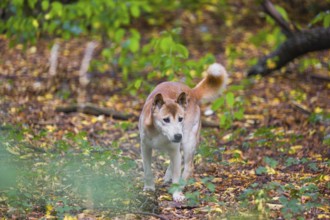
[29,46,37,54]
[212,178,222,183]
[46,204,53,216]
[45,93,53,100]
[271,98,280,105]
[213,207,223,213]
[266,59,276,69]
[10,107,17,113]
[46,125,56,132]
[122,200,130,205]
[90,117,98,123]
[32,19,39,28]
[129,133,138,138]
[266,166,276,175]
[268,77,275,84]
[314,107,323,113]
[64,216,77,220]
[222,133,232,141]
[45,13,51,20]
[244,114,264,120]
[318,214,330,219]
[159,194,172,201]
[289,145,302,154]
[311,154,322,161]
[193,181,203,189]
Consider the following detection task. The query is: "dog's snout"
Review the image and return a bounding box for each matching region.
[174,134,182,142]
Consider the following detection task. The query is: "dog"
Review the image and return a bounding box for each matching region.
[139,63,228,202]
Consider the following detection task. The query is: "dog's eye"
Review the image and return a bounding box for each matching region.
[163,117,170,123]
[178,117,183,122]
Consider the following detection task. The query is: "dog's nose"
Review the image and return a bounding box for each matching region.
[174,134,182,142]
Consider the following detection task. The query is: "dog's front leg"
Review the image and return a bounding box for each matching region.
[182,122,200,180]
[164,162,172,183]
[169,145,185,202]
[182,140,196,180]
[141,143,155,191]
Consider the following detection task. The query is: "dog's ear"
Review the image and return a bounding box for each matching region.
[153,93,164,110]
[176,92,187,108]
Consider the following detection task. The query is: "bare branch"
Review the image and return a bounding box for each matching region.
[262,0,297,37]
[49,43,60,77]
[78,41,97,104]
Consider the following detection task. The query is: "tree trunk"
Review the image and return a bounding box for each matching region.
[247,27,330,76]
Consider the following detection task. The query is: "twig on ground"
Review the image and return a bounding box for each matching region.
[55,103,135,120]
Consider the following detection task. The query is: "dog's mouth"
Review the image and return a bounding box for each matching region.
[171,139,182,143]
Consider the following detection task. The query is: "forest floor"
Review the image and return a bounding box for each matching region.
[0,29,329,220]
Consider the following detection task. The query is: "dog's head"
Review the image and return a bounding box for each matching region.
[152,92,187,143]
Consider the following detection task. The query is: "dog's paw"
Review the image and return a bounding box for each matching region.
[143,185,155,191]
[173,191,186,202]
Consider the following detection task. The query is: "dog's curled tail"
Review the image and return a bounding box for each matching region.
[192,63,228,102]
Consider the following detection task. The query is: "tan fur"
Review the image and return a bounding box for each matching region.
[139,63,228,202]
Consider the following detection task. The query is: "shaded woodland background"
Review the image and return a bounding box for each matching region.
[0,0,329,219]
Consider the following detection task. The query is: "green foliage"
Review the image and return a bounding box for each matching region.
[169,177,218,207]
[0,125,142,218]
[0,0,150,44]
[0,0,221,96]
[197,141,224,162]
[310,10,330,27]
[212,85,245,130]
[240,180,322,219]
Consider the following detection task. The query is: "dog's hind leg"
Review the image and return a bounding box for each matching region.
[141,143,155,191]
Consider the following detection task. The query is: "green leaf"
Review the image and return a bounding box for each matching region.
[234,108,244,120]
[264,157,278,168]
[114,29,125,43]
[101,48,112,59]
[41,0,49,11]
[255,166,267,175]
[226,92,235,107]
[323,14,330,27]
[175,44,189,58]
[129,38,139,52]
[160,36,173,52]
[274,5,289,22]
[211,97,225,110]
[220,114,227,126]
[206,182,216,192]
[130,4,140,18]
[134,79,142,89]
[28,0,38,8]
[51,2,63,16]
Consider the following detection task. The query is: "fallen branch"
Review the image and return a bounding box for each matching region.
[311,73,330,82]
[247,0,330,76]
[248,27,330,76]
[56,103,225,127]
[291,101,311,115]
[202,119,220,128]
[55,103,135,121]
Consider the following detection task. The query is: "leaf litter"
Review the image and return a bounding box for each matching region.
[0,26,329,220]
